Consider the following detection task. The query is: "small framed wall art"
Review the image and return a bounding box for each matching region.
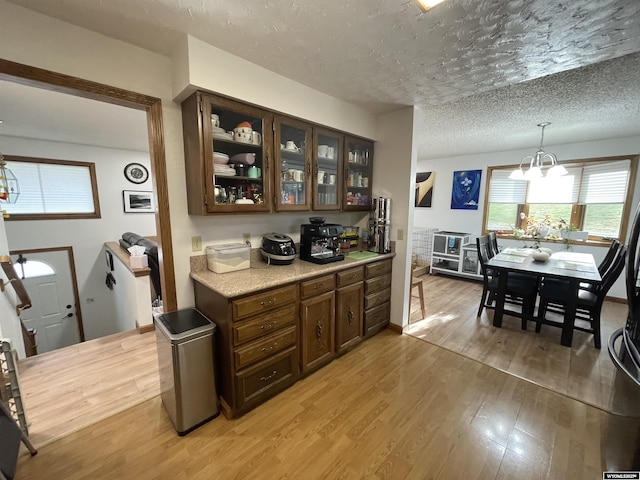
[415,172,434,207]
[123,190,155,213]
[451,170,482,210]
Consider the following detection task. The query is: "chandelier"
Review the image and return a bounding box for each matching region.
[509,122,567,181]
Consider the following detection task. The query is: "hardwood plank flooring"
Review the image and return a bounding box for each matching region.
[16,329,159,447]
[16,331,640,479]
[406,273,640,416]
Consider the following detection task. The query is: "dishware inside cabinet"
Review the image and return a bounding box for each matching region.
[313,128,342,211]
[344,136,373,211]
[274,115,312,211]
[181,92,273,214]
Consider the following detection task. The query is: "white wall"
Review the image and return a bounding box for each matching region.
[374,107,418,327]
[1,135,155,340]
[415,135,640,298]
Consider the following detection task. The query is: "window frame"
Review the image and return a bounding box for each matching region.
[4,155,101,221]
[482,154,638,245]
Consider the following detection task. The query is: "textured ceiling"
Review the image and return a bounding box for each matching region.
[5,0,640,158]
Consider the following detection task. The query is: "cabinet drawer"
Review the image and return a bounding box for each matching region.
[234,326,297,370]
[300,274,335,299]
[232,304,297,346]
[233,285,298,320]
[366,259,392,278]
[365,287,391,310]
[336,267,364,288]
[235,346,298,408]
[364,302,390,337]
[365,273,391,294]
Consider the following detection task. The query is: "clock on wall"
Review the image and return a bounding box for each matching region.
[124,163,149,184]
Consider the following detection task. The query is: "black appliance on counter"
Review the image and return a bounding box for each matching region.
[260,233,297,265]
[300,217,344,264]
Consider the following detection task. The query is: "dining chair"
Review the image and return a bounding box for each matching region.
[476,235,539,328]
[579,239,620,292]
[488,231,500,257]
[535,245,627,348]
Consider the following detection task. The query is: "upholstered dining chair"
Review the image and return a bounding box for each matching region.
[535,245,627,349]
[476,235,539,329]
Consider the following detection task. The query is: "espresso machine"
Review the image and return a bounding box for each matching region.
[300,217,345,264]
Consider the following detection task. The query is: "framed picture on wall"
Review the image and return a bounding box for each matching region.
[451,170,482,210]
[123,190,155,213]
[415,172,434,207]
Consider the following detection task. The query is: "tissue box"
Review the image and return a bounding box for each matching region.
[130,254,149,269]
[206,243,250,273]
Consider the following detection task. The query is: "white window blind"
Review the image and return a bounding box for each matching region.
[489,169,526,203]
[4,161,95,214]
[526,167,581,204]
[579,159,630,204]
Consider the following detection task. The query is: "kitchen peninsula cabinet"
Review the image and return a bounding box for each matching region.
[344,136,374,210]
[192,253,394,419]
[182,92,274,215]
[300,274,336,373]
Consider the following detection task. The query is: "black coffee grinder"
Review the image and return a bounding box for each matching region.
[300,217,345,264]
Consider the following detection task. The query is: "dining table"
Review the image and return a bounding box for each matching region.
[486,248,602,347]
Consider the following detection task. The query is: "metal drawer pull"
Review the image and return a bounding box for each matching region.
[316,322,323,340]
[260,298,276,306]
[260,323,275,330]
[260,370,277,382]
[348,309,354,325]
[261,343,277,352]
[314,283,324,289]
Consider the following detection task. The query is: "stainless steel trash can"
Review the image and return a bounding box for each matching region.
[154,308,219,435]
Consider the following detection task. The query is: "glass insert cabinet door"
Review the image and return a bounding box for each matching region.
[274,115,312,211]
[344,136,374,211]
[313,128,342,210]
[202,95,272,213]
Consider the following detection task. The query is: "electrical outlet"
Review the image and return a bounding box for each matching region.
[243,233,251,245]
[191,236,202,252]
[397,229,404,241]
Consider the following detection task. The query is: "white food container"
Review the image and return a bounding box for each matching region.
[206,243,250,273]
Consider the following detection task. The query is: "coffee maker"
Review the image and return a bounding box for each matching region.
[300,217,345,264]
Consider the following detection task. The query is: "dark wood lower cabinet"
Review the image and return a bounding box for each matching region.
[300,290,335,372]
[194,256,393,419]
[336,282,363,353]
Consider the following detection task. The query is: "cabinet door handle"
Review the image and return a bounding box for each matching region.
[262,343,276,353]
[348,309,354,325]
[260,323,275,330]
[260,370,277,382]
[316,322,323,340]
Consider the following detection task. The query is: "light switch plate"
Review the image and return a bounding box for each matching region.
[192,236,202,252]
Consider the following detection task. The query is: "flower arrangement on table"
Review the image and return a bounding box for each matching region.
[513,213,572,249]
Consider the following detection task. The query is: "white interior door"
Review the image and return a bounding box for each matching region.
[11,250,80,354]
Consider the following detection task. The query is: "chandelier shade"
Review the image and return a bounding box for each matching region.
[509,123,567,181]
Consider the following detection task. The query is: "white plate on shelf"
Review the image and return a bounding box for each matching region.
[213,132,233,141]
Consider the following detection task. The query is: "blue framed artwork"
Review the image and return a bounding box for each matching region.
[451,170,482,210]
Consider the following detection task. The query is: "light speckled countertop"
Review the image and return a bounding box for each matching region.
[190,251,395,299]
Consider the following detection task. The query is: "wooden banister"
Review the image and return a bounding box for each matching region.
[0,256,37,356]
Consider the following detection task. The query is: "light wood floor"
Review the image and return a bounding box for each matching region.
[16,330,640,479]
[16,329,159,447]
[406,273,639,417]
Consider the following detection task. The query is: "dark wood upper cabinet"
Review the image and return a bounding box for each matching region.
[344,136,374,211]
[312,127,342,211]
[273,115,312,211]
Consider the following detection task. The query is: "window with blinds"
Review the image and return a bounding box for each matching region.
[484,156,636,241]
[3,156,100,220]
